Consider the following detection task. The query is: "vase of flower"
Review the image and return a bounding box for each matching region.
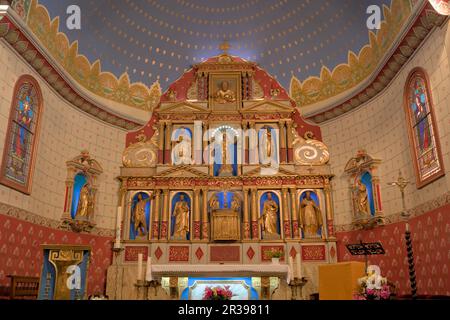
[268,248,283,264]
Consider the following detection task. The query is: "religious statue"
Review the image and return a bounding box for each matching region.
[218,131,233,176]
[209,194,220,211]
[260,193,279,237]
[259,127,274,161]
[172,134,192,165]
[300,191,323,238]
[355,181,371,216]
[172,195,190,239]
[75,184,92,219]
[214,80,236,104]
[132,193,150,237]
[230,194,241,212]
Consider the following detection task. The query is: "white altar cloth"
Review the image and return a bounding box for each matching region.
[151,264,293,283]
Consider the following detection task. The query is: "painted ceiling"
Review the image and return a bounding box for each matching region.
[7,0,425,119]
[37,0,391,90]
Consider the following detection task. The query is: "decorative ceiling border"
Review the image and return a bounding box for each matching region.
[0,4,143,130]
[297,0,449,123]
[11,0,162,112]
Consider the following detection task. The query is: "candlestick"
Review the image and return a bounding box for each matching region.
[288,256,295,279]
[145,256,153,282]
[137,253,143,281]
[295,253,302,279]
[114,207,122,248]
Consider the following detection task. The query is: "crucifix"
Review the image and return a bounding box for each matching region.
[388,170,418,299]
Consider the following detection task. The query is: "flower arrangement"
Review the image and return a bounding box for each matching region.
[202,285,234,300]
[354,270,391,300]
[267,248,284,259]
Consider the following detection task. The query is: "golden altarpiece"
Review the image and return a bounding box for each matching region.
[106,52,338,300]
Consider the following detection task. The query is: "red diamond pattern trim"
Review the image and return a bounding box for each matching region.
[246,247,255,260]
[154,246,163,260]
[289,246,297,258]
[195,247,204,260]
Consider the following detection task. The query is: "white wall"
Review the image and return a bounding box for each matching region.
[320,22,450,227]
[0,40,126,230]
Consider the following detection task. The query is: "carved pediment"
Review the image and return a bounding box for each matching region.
[159,101,208,113]
[344,149,381,174]
[241,100,294,113]
[66,150,103,174]
[157,165,209,178]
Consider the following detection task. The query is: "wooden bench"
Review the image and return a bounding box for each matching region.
[6,275,40,300]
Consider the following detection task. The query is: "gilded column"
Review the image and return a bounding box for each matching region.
[289,187,300,238]
[193,188,201,240]
[251,188,259,239]
[158,121,165,164]
[242,188,251,240]
[160,189,170,239]
[282,188,291,238]
[152,190,161,239]
[279,120,287,163]
[164,121,173,164]
[372,175,383,214]
[324,179,335,238]
[201,188,209,240]
[286,120,294,163]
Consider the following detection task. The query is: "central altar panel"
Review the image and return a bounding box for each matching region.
[211,209,241,241]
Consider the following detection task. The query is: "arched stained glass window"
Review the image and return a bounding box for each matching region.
[404,68,445,188]
[0,75,43,194]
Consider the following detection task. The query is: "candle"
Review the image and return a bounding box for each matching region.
[295,253,302,279]
[288,256,295,279]
[137,253,143,281]
[114,207,122,248]
[145,256,153,281]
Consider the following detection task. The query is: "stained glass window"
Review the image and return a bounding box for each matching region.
[404,68,444,188]
[0,75,42,194]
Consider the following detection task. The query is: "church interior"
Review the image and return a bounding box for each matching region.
[0,0,449,301]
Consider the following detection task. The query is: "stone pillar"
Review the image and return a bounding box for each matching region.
[251,188,259,239]
[282,188,291,238]
[164,122,173,164]
[160,189,170,239]
[286,120,294,163]
[242,188,251,240]
[290,187,300,238]
[201,188,209,240]
[193,188,201,240]
[158,121,165,164]
[279,120,287,163]
[324,180,335,238]
[152,190,161,239]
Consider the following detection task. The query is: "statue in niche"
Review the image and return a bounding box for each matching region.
[355,180,371,216]
[260,193,279,237]
[172,195,190,239]
[230,194,241,212]
[75,184,93,220]
[209,194,220,211]
[172,133,192,165]
[132,193,150,237]
[260,127,273,159]
[214,80,236,104]
[218,131,233,176]
[300,191,323,238]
